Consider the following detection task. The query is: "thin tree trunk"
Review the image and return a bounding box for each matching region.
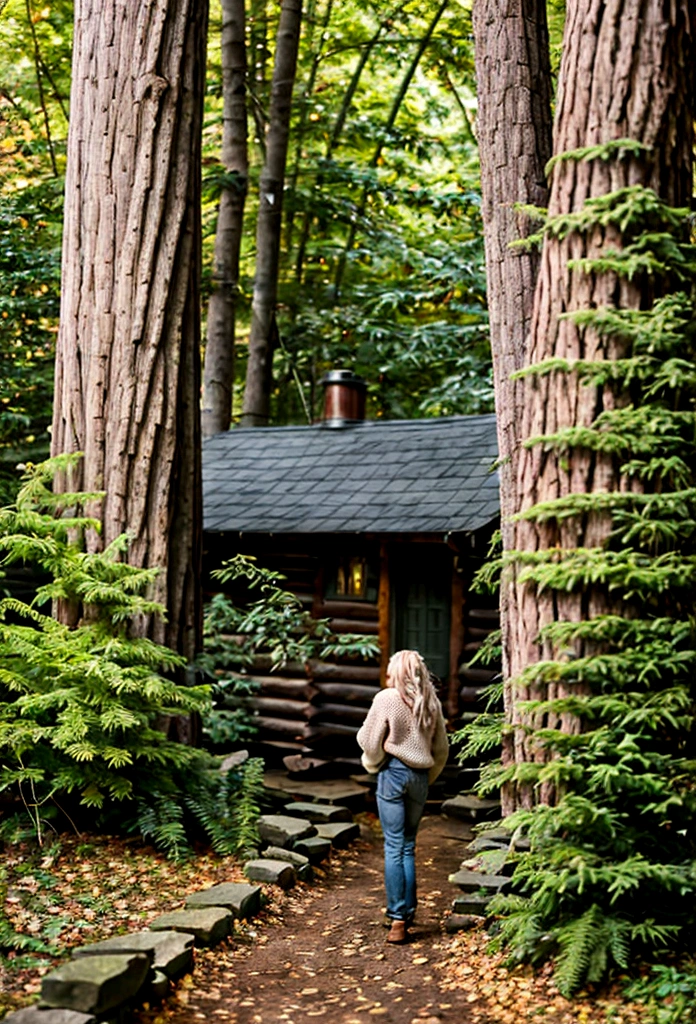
[293,0,410,286]
[505,0,695,812]
[333,0,448,298]
[249,0,271,151]
[472,0,552,796]
[202,0,249,437]
[241,0,303,428]
[25,0,58,176]
[52,0,208,668]
[283,0,334,259]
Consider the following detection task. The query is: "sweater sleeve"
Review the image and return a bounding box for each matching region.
[428,709,449,784]
[356,692,390,774]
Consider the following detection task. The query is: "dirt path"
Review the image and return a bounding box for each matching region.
[137,812,485,1024]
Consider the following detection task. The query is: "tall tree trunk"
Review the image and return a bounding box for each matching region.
[505,0,695,812]
[202,0,249,438]
[241,0,303,428]
[52,0,208,668]
[472,0,553,798]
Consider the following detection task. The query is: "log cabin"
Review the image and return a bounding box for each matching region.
[202,371,501,766]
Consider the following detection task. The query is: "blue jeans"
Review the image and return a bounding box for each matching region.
[376,757,429,922]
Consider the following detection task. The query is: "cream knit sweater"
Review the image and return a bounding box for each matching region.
[356,687,449,784]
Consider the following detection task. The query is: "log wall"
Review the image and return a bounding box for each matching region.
[206,535,380,764]
[204,529,500,763]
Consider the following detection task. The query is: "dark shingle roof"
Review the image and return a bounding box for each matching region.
[202,414,499,535]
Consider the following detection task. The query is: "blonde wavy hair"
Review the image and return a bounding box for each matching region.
[386,649,440,732]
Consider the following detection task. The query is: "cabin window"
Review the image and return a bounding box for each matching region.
[337,556,366,598]
[327,552,378,602]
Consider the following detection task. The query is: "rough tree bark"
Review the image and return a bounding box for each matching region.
[52,0,208,668]
[504,0,695,812]
[202,0,249,438]
[240,0,303,428]
[472,0,553,673]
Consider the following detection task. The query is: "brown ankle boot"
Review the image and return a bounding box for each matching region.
[386,919,407,944]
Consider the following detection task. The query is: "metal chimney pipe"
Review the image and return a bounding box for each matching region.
[320,370,367,428]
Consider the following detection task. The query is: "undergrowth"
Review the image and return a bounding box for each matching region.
[0,457,264,863]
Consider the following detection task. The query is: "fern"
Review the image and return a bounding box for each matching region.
[0,458,219,856]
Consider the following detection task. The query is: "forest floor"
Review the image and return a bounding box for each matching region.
[0,814,652,1024]
[130,813,648,1024]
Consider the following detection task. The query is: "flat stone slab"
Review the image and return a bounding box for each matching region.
[148,907,233,946]
[41,954,149,1015]
[461,847,509,876]
[263,771,369,806]
[73,930,193,980]
[296,863,313,883]
[445,914,481,933]
[185,882,262,919]
[441,795,501,821]
[244,858,296,889]
[149,969,169,1001]
[294,836,332,863]
[448,870,510,894]
[258,814,317,848]
[313,821,360,849]
[3,1012,97,1024]
[283,801,353,824]
[467,836,509,853]
[264,845,310,867]
[452,894,492,915]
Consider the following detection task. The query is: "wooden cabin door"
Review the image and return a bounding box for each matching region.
[392,546,451,680]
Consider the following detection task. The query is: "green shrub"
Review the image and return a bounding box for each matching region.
[0,456,262,858]
[624,963,696,1024]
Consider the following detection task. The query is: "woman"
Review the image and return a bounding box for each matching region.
[357,649,449,945]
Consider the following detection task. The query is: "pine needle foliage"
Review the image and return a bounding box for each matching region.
[462,177,696,993]
[0,457,263,859]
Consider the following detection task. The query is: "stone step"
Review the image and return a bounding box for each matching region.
[3,1012,97,1024]
[149,969,169,1001]
[185,882,262,919]
[263,771,369,807]
[257,814,317,848]
[452,894,493,915]
[283,801,353,824]
[460,846,509,877]
[441,794,501,822]
[466,836,509,853]
[313,821,360,849]
[294,836,333,863]
[243,858,296,889]
[73,930,194,980]
[263,845,309,866]
[444,914,480,933]
[263,846,313,882]
[41,954,150,1016]
[448,869,510,894]
[148,907,233,947]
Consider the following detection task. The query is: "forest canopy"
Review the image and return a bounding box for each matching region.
[0,0,492,503]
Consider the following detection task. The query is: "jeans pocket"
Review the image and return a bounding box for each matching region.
[377,762,407,801]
